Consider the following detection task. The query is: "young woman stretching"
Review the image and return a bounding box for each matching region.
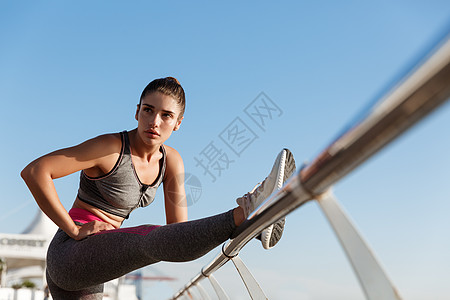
[21,77,296,299]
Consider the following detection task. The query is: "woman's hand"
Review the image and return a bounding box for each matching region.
[71,220,115,240]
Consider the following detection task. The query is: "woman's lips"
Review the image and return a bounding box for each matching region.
[145,129,160,137]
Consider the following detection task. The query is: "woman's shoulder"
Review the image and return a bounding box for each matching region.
[163,145,184,179]
[88,132,122,147]
[76,132,123,159]
[94,132,122,142]
[163,145,183,163]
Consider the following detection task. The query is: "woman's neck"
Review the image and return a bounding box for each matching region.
[128,129,162,162]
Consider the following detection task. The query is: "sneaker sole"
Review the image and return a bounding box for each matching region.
[261,149,295,249]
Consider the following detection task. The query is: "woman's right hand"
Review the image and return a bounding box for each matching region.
[71,220,115,240]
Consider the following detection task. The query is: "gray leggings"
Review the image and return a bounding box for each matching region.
[46,210,236,300]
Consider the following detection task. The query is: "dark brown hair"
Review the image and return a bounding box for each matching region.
[139,77,186,119]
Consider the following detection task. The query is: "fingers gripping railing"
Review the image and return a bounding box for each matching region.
[171,33,450,300]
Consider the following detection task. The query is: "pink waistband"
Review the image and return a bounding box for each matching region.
[69,208,103,224]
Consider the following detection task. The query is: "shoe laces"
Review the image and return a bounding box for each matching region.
[249,179,265,199]
[245,179,266,209]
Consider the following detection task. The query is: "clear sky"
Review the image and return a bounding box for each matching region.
[1,1,450,299]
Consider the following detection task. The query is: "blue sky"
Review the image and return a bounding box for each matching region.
[1,1,450,299]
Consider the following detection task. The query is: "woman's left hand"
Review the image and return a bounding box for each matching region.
[72,220,115,240]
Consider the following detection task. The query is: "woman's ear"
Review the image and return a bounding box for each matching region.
[173,116,184,131]
[135,104,140,121]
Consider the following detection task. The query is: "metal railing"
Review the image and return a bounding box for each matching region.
[171,32,450,300]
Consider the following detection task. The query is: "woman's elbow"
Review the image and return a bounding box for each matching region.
[21,163,31,181]
[21,160,42,183]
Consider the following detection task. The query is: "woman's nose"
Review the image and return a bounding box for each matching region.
[149,113,161,126]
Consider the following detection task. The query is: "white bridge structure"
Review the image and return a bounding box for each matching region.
[170,32,450,300]
[0,209,57,300]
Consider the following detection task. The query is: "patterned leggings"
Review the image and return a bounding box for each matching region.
[46,210,236,300]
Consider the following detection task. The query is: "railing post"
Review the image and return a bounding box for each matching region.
[180,292,189,300]
[231,255,268,300]
[208,274,230,300]
[195,283,211,300]
[186,288,196,300]
[316,189,402,300]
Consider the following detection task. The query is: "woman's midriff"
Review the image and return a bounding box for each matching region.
[72,197,124,229]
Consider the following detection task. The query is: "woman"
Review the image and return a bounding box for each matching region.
[21,77,295,299]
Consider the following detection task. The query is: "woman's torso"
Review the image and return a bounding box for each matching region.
[73,130,166,228]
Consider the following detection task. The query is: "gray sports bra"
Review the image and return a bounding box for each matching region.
[77,131,166,218]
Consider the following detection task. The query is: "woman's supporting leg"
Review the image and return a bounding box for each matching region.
[46,270,104,300]
[47,210,236,294]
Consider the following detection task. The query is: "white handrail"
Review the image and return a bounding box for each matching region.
[170,32,450,300]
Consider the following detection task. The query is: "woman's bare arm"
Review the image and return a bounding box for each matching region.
[21,134,120,239]
[163,146,188,224]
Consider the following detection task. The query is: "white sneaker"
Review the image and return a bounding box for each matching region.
[236,148,296,249]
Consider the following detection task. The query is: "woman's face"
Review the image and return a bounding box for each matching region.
[135,92,183,146]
